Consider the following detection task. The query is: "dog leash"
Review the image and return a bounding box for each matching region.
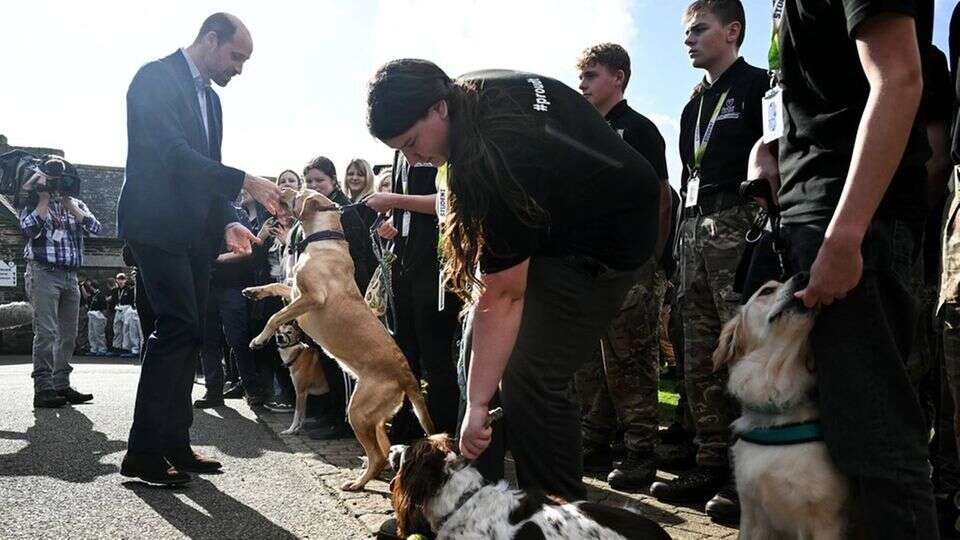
[367,214,399,334]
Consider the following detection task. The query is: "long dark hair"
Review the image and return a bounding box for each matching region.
[367,59,545,301]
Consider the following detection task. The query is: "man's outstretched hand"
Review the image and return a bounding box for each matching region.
[243,174,283,217]
[224,222,261,255]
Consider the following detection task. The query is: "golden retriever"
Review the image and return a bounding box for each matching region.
[713,273,848,539]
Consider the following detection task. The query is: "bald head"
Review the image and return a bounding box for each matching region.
[189,12,252,87]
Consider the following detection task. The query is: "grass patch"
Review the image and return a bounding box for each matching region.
[658,377,680,423]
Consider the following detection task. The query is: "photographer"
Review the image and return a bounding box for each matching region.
[19,172,101,408]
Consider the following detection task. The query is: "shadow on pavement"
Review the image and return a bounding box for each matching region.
[190,406,292,459]
[0,407,126,482]
[125,477,296,539]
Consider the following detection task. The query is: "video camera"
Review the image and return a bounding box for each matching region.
[0,150,82,198]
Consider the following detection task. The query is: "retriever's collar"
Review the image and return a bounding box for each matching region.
[738,420,823,446]
[297,230,345,254]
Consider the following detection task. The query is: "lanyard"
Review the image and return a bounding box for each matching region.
[691,89,729,174]
[768,0,786,77]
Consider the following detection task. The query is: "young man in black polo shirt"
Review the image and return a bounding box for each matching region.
[771,0,938,535]
[575,42,672,491]
[649,0,766,521]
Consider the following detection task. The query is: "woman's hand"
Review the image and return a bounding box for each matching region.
[458,402,492,459]
[377,220,398,240]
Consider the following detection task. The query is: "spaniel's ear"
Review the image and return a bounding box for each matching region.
[713,311,745,372]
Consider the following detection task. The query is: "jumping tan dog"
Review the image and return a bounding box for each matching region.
[243,188,435,491]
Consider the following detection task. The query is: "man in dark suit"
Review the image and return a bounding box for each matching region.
[118,12,281,485]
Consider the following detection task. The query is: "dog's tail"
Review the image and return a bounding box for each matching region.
[0,302,33,329]
[404,380,436,435]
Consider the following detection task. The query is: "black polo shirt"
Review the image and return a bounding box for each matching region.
[456,70,661,274]
[678,57,768,194]
[778,0,931,225]
[606,100,668,181]
[605,99,675,275]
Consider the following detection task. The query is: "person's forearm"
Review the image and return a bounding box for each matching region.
[827,69,922,242]
[385,193,437,215]
[466,287,525,407]
[925,121,952,210]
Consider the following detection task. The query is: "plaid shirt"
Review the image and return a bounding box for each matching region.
[19,197,101,268]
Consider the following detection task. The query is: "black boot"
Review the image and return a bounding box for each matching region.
[193,388,224,409]
[582,444,613,474]
[607,450,656,492]
[650,465,728,503]
[705,481,740,526]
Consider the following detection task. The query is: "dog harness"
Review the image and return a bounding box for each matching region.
[296,230,345,255]
[738,420,823,446]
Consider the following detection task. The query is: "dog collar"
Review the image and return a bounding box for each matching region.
[738,420,823,446]
[297,230,345,254]
[435,485,483,532]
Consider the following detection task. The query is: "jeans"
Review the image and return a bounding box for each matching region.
[782,221,938,538]
[200,285,266,396]
[26,261,80,391]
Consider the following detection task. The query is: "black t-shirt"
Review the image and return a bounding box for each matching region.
[778,0,931,225]
[678,58,768,194]
[391,158,442,275]
[456,70,661,274]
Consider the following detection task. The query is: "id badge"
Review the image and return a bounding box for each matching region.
[401,211,410,237]
[51,229,65,243]
[762,87,784,143]
[685,177,700,208]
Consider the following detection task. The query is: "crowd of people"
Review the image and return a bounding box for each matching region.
[15,0,960,537]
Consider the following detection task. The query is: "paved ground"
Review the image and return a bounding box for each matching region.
[0,356,737,539]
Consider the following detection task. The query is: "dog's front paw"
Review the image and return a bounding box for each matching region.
[249,337,267,350]
[241,287,262,300]
[341,480,364,492]
[281,427,300,435]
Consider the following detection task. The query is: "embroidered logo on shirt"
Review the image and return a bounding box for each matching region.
[527,78,551,112]
[717,97,740,121]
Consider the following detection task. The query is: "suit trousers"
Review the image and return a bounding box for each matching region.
[126,241,212,453]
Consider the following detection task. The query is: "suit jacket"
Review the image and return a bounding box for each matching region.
[118,50,244,254]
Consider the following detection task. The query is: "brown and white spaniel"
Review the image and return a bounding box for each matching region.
[388,434,670,539]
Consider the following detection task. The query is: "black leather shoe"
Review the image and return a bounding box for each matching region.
[164,447,222,474]
[56,387,93,404]
[193,389,225,409]
[650,465,728,503]
[120,452,191,485]
[34,389,68,408]
[306,421,354,440]
[582,444,613,474]
[607,451,657,492]
[222,383,245,399]
[705,481,740,526]
[375,517,403,539]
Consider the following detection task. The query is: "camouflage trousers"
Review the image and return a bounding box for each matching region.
[678,204,756,468]
[939,302,960,491]
[576,258,666,455]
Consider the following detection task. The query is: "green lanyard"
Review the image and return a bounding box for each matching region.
[768,0,785,75]
[691,89,729,175]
